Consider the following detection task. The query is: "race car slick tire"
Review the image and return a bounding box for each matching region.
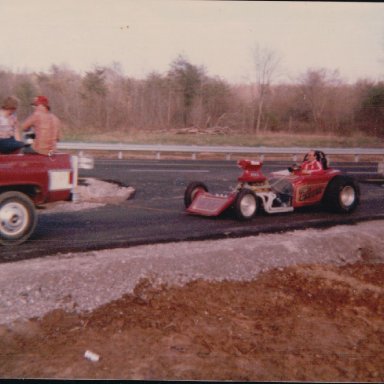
[323,175,360,213]
[184,181,208,208]
[234,189,257,220]
[0,191,37,246]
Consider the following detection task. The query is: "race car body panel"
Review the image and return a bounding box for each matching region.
[187,191,237,216]
[292,170,341,207]
[270,168,343,208]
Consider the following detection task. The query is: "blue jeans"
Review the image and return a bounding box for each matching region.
[0,137,25,154]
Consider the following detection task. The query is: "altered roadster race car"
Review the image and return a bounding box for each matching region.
[184,152,360,220]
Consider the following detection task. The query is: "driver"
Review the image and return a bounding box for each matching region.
[290,150,324,175]
[301,150,323,174]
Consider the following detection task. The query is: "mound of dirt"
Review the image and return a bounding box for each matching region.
[1,263,383,381]
[39,178,135,213]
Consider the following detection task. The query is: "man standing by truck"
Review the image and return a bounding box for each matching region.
[21,95,61,155]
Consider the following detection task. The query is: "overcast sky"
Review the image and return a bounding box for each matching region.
[1,1,383,84]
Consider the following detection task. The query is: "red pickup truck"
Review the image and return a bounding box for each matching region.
[0,152,77,245]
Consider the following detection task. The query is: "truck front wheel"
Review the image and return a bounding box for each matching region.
[0,191,37,245]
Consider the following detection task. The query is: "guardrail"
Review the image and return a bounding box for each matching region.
[58,142,384,162]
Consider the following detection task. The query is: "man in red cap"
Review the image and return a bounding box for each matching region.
[21,95,61,155]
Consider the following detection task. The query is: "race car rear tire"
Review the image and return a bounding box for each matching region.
[234,189,257,220]
[184,181,208,208]
[0,191,37,245]
[323,175,360,213]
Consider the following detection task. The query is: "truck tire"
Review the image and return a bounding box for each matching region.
[323,175,360,213]
[0,191,37,245]
[234,189,257,220]
[184,181,208,208]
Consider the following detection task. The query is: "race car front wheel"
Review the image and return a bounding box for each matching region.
[184,181,208,208]
[234,189,257,220]
[0,191,37,245]
[323,175,360,213]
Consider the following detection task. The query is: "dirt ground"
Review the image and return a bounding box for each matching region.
[0,261,383,382]
[0,180,383,381]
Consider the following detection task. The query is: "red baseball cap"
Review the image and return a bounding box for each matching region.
[32,95,50,108]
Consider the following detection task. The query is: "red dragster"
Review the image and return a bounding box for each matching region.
[184,151,360,220]
[0,152,77,245]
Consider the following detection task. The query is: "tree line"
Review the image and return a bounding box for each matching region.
[0,55,383,138]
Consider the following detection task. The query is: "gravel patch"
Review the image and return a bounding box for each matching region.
[0,220,383,325]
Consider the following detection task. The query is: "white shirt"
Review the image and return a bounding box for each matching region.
[0,112,16,139]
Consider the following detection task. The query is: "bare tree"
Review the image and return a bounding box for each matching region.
[251,45,281,134]
[298,68,341,132]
